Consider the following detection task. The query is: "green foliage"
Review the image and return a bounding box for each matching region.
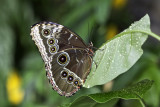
[62,0,112,42]
[65,79,153,107]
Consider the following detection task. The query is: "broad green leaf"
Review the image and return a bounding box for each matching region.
[84,14,150,88]
[67,79,153,107]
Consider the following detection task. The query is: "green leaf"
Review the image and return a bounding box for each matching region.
[67,79,153,107]
[84,14,150,88]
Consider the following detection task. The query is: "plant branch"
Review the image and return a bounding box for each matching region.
[117,30,160,41]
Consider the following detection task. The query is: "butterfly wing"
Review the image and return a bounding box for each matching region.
[30,21,87,63]
[30,22,93,97]
[46,48,92,97]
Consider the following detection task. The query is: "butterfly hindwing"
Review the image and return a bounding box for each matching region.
[46,48,92,97]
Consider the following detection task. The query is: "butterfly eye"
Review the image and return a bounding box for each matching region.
[67,75,74,82]
[43,29,50,36]
[48,38,55,45]
[61,71,68,78]
[50,46,56,53]
[58,54,67,64]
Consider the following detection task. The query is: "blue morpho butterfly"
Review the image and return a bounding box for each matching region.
[30,22,94,97]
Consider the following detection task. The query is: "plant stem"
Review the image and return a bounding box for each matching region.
[133,92,146,107]
[146,31,160,41]
[117,30,160,41]
[139,99,146,107]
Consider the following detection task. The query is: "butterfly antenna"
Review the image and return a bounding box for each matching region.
[89,23,95,43]
[86,22,90,43]
[88,22,92,43]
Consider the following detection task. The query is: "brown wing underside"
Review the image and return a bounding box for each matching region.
[31,22,92,97]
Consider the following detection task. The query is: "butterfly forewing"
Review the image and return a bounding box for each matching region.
[30,22,87,63]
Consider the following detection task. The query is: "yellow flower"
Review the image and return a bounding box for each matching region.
[6,71,24,105]
[112,0,127,9]
[105,24,118,40]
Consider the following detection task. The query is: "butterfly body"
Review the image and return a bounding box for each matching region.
[30,22,93,97]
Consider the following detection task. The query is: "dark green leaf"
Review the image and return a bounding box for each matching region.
[67,79,153,107]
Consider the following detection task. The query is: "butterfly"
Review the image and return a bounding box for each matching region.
[30,21,94,97]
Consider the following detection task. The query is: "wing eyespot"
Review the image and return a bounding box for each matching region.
[57,52,70,66]
[50,46,56,53]
[61,70,68,78]
[48,38,55,45]
[67,75,74,83]
[73,80,79,86]
[58,54,67,64]
[42,29,50,36]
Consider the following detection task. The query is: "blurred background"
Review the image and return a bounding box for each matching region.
[0,0,160,107]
